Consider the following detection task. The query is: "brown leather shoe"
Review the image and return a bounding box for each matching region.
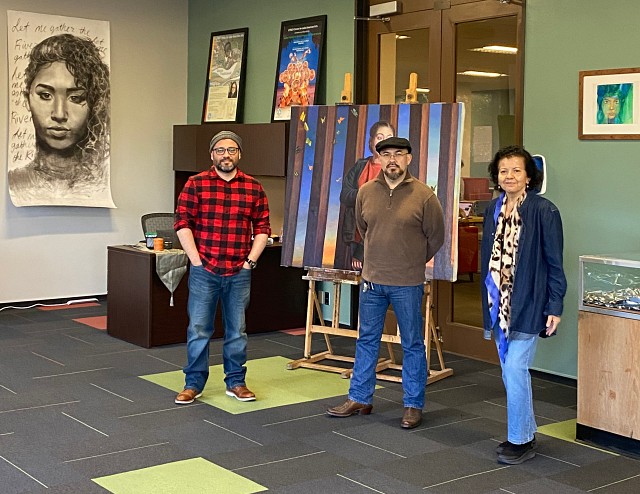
[226,385,256,402]
[401,407,423,429]
[175,388,202,405]
[327,399,373,417]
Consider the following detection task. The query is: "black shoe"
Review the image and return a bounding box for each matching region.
[496,434,536,454]
[497,438,537,464]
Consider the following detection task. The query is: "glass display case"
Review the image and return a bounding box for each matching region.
[579,253,640,320]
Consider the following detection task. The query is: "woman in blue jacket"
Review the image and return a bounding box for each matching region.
[481,145,567,465]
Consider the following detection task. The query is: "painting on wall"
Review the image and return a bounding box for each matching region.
[7,10,114,208]
[281,103,465,282]
[579,67,640,140]
[202,28,248,123]
[271,15,326,122]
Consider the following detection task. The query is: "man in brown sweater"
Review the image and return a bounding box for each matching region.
[327,136,444,429]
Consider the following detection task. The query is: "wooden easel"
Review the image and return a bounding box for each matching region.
[287,72,453,384]
[405,72,418,103]
[287,268,361,374]
[340,73,352,104]
[287,268,453,385]
[338,71,421,105]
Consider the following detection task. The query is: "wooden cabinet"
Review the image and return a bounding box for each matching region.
[577,311,640,456]
[107,244,307,348]
[173,122,289,204]
[173,122,288,176]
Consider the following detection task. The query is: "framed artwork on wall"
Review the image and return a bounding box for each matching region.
[271,15,326,122]
[202,28,248,123]
[579,67,640,140]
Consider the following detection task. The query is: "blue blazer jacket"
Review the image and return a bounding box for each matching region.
[480,191,567,335]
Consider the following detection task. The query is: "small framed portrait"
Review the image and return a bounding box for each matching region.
[271,15,326,122]
[579,67,640,140]
[202,28,248,123]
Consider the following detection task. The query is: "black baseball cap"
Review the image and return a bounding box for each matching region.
[375,136,412,154]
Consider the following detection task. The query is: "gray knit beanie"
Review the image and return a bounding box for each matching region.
[209,130,243,152]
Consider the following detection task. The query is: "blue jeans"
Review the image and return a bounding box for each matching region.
[349,282,426,409]
[183,265,251,392]
[493,327,538,444]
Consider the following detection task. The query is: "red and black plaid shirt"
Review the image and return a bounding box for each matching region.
[175,168,270,276]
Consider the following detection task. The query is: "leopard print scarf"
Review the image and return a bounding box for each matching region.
[488,192,526,341]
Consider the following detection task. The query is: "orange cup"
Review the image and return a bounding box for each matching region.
[153,237,164,251]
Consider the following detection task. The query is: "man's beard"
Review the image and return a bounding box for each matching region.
[383,167,403,181]
[215,160,237,173]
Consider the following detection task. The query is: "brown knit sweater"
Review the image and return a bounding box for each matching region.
[355,171,445,286]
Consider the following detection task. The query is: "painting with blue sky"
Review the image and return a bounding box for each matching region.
[282,103,465,282]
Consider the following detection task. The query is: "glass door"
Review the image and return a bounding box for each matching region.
[366,7,442,103]
[438,1,522,362]
[364,0,523,362]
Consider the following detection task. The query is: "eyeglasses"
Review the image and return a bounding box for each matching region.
[379,150,409,159]
[212,147,239,156]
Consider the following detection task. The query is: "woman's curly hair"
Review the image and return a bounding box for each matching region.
[24,34,110,172]
[488,145,542,191]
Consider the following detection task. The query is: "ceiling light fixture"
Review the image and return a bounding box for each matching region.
[470,45,517,54]
[457,70,507,78]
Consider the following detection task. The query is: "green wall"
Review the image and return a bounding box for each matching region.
[187,0,640,378]
[525,0,640,377]
[187,0,355,123]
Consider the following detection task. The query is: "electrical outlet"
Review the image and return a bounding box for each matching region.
[324,292,330,305]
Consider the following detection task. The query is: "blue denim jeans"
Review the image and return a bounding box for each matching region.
[493,327,539,444]
[349,282,426,409]
[183,265,251,392]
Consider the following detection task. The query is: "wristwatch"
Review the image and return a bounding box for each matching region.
[245,258,257,269]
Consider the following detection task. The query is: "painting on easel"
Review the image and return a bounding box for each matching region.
[281,103,465,282]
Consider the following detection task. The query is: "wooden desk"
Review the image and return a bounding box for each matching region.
[107,244,307,348]
[107,245,189,348]
[459,215,483,225]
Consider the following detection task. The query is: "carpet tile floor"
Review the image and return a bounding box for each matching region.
[1,300,639,493]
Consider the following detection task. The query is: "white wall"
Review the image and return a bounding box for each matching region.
[0,0,188,303]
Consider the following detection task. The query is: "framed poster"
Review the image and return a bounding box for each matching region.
[271,15,326,122]
[579,67,640,140]
[202,28,248,123]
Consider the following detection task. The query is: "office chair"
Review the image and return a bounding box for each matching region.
[141,213,180,249]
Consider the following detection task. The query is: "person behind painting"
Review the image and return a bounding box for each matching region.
[174,131,271,405]
[481,145,566,464]
[328,137,445,429]
[228,81,238,98]
[8,34,110,206]
[339,121,395,270]
[596,83,632,124]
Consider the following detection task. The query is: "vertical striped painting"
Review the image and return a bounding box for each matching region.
[281,103,464,282]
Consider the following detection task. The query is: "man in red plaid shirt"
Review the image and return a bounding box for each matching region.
[174,130,270,404]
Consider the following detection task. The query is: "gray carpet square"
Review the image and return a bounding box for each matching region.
[548,455,640,490]
[301,422,446,467]
[483,477,588,493]
[411,416,505,447]
[273,467,426,493]
[376,448,536,492]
